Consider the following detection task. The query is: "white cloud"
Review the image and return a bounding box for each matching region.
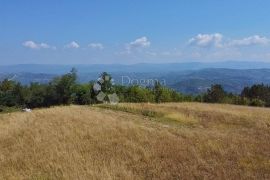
[126,36,151,53]
[188,33,270,50]
[65,41,80,49]
[23,41,39,49]
[188,33,223,48]
[23,41,55,50]
[229,35,270,46]
[129,36,151,48]
[88,43,104,50]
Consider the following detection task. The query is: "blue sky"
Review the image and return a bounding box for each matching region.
[1,0,270,64]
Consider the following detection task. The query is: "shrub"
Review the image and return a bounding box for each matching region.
[249,98,265,107]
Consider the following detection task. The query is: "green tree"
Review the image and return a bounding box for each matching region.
[72,83,94,105]
[241,84,270,107]
[25,83,47,108]
[0,80,24,107]
[203,84,226,103]
[53,68,77,105]
[154,82,172,103]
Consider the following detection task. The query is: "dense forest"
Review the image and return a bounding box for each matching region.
[0,68,270,112]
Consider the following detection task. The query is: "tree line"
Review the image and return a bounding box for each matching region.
[0,69,270,112]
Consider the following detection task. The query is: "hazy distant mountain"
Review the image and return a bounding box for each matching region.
[0,73,56,84]
[2,61,270,74]
[169,69,270,94]
[1,62,270,94]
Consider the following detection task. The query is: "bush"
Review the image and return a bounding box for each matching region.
[125,86,155,103]
[233,96,250,106]
[249,98,265,107]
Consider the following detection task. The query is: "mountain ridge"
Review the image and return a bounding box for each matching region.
[2,61,270,74]
[1,67,270,94]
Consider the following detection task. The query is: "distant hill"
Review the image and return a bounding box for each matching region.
[2,61,270,73]
[169,69,270,94]
[0,72,56,84]
[1,62,270,94]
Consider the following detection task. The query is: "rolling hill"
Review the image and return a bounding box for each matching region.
[2,67,270,94]
[2,61,270,73]
[0,103,269,179]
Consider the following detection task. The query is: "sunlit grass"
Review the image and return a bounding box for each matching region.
[0,103,270,179]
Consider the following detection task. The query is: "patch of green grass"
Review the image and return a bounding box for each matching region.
[0,106,21,114]
[95,104,199,127]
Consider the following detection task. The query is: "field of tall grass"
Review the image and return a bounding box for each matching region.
[0,103,270,179]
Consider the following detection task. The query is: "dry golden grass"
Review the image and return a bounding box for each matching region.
[0,103,270,179]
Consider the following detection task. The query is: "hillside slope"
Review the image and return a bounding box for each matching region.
[0,104,270,179]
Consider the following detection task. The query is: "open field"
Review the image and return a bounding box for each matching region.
[0,103,270,179]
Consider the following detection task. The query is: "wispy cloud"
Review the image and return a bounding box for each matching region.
[129,36,150,48]
[64,41,80,49]
[22,34,270,63]
[229,35,270,46]
[88,43,104,50]
[188,33,270,48]
[126,36,151,52]
[22,41,56,50]
[188,33,223,48]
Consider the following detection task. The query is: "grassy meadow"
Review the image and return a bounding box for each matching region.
[0,103,270,179]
